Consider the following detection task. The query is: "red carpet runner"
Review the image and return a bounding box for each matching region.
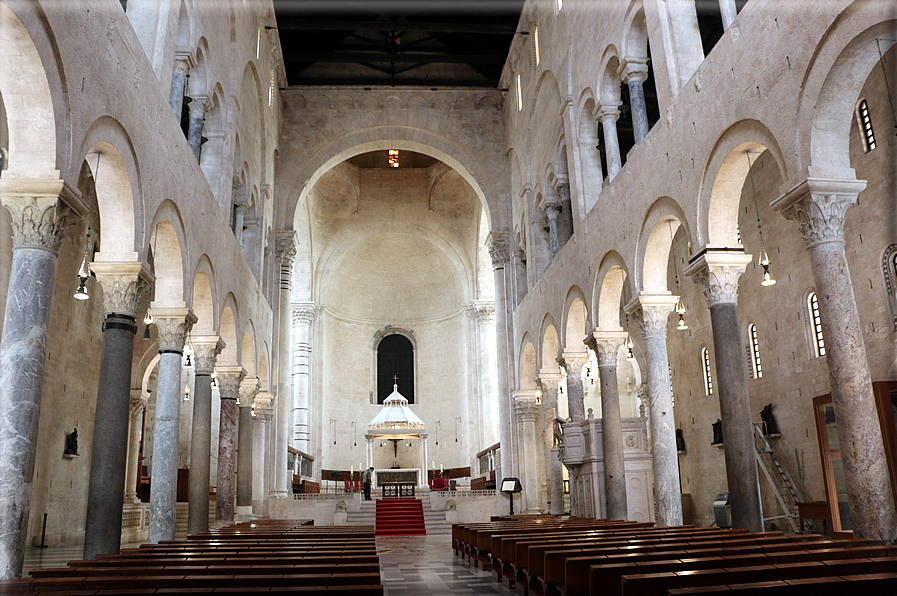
[375,498,426,536]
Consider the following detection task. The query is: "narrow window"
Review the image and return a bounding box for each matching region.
[377,334,414,403]
[809,292,825,357]
[856,99,876,152]
[533,26,541,67]
[556,0,563,12]
[702,347,713,396]
[516,73,523,111]
[268,69,276,108]
[748,323,762,379]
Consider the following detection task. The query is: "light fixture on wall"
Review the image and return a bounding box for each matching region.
[183,386,190,401]
[454,416,461,443]
[626,334,635,361]
[183,343,193,367]
[669,220,688,330]
[351,421,357,447]
[746,151,776,287]
[435,420,440,446]
[142,310,153,340]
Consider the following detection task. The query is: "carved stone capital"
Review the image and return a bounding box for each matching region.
[0,179,72,253]
[188,95,208,116]
[541,201,562,219]
[684,251,753,307]
[557,351,589,376]
[216,366,246,400]
[274,230,298,265]
[151,308,197,352]
[239,377,260,406]
[597,105,621,123]
[487,232,510,269]
[514,393,541,421]
[90,261,154,317]
[625,294,679,340]
[130,390,148,418]
[253,391,274,422]
[474,302,495,325]
[586,331,628,367]
[771,178,866,248]
[190,335,225,374]
[292,304,315,326]
[619,58,649,84]
[555,182,571,203]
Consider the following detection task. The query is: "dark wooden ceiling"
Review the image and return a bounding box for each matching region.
[272,0,525,88]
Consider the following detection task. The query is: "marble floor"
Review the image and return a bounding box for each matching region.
[23,534,514,595]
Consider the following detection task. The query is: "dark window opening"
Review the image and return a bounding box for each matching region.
[180,95,191,138]
[617,47,660,165]
[377,334,414,404]
[696,0,749,56]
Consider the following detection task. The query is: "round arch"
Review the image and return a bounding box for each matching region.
[593,251,632,331]
[539,318,561,373]
[518,337,538,391]
[561,286,591,353]
[190,258,218,334]
[149,201,189,307]
[635,197,693,293]
[218,297,239,365]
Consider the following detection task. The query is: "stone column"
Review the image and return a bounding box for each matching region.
[84,262,152,560]
[513,250,528,305]
[237,378,258,509]
[557,352,589,422]
[168,52,193,115]
[538,373,565,515]
[124,391,148,503]
[251,393,272,511]
[719,0,738,29]
[273,232,297,498]
[772,178,897,542]
[0,181,70,579]
[187,336,223,533]
[215,367,246,523]
[541,200,561,257]
[598,105,623,181]
[488,233,516,480]
[625,295,683,527]
[474,303,498,447]
[621,60,650,145]
[587,331,629,521]
[421,436,428,479]
[515,396,543,514]
[147,309,196,544]
[365,437,372,469]
[685,251,763,532]
[186,96,208,161]
[292,304,314,453]
[555,181,574,247]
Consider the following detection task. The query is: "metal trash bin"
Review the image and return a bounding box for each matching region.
[712,492,731,529]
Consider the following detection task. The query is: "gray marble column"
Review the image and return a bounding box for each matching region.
[555,182,574,247]
[273,232,297,498]
[0,183,70,579]
[291,304,314,452]
[719,0,738,29]
[187,336,223,535]
[587,331,628,521]
[557,352,589,422]
[84,262,152,560]
[538,373,565,515]
[773,178,897,542]
[216,367,245,523]
[685,251,763,532]
[488,233,516,481]
[626,295,683,527]
[237,379,258,509]
[515,396,543,514]
[541,200,561,257]
[251,393,272,511]
[621,61,650,145]
[598,106,623,181]
[147,309,196,543]
[167,53,193,115]
[124,391,147,503]
[186,96,208,161]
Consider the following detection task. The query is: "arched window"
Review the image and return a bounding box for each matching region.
[883,244,897,332]
[532,25,541,67]
[555,0,563,13]
[515,72,523,111]
[377,334,414,404]
[808,293,825,357]
[748,324,762,379]
[701,347,713,396]
[856,98,876,152]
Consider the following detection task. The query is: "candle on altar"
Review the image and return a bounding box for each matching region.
[351,466,354,474]
[432,460,435,470]
[440,464,444,473]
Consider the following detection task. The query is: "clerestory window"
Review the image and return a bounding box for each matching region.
[808,292,825,357]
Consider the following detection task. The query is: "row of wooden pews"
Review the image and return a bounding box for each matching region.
[0,520,383,595]
[452,515,897,596]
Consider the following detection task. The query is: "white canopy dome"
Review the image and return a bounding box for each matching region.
[368,385,425,431]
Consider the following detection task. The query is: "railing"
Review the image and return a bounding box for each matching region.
[288,446,314,479]
[291,492,346,501]
[477,442,500,476]
[121,505,149,529]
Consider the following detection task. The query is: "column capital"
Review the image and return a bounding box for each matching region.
[292,303,316,326]
[557,351,589,374]
[0,178,74,253]
[618,57,649,84]
[586,330,628,366]
[188,95,208,116]
[130,390,148,418]
[90,261,154,317]
[151,308,197,353]
[253,391,273,422]
[597,104,621,122]
[771,178,866,247]
[274,230,298,265]
[514,392,542,421]
[173,50,196,70]
[683,250,753,306]
[625,294,679,339]
[216,366,246,400]
[190,335,225,374]
[487,232,510,268]
[537,371,563,395]
[473,301,496,325]
[239,377,260,406]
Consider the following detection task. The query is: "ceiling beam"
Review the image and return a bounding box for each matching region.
[268,21,520,34]
[284,52,506,64]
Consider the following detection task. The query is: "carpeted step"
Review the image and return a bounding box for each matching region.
[375,499,426,536]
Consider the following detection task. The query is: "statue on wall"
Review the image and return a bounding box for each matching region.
[711,419,724,446]
[64,428,79,456]
[760,403,781,436]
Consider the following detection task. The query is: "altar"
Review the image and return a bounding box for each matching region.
[373,468,422,487]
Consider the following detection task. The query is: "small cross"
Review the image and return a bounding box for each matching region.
[393,375,398,384]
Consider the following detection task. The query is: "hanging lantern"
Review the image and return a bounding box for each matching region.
[675,297,688,330]
[142,310,153,340]
[183,386,191,401]
[626,335,636,361]
[759,249,777,286]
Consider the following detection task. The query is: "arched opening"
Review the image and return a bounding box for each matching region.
[377,334,414,404]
